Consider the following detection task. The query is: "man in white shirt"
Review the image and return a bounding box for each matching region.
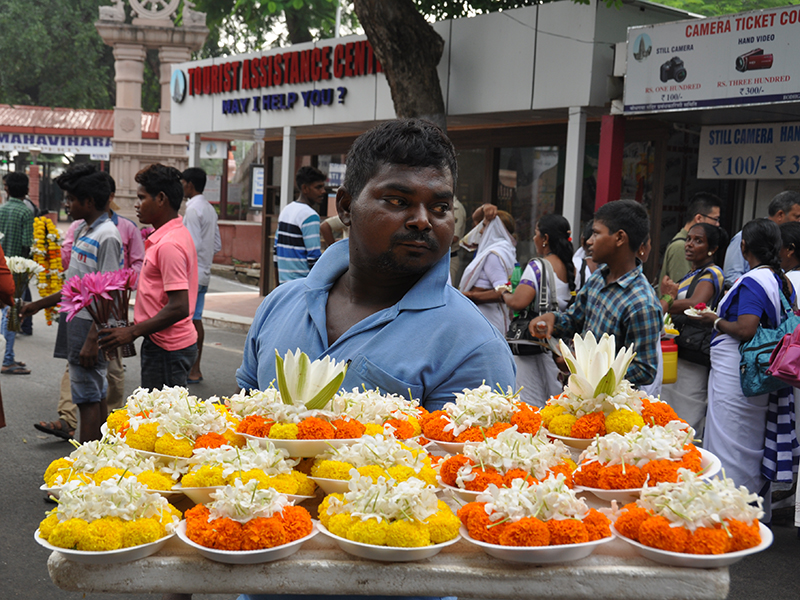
[181,167,222,384]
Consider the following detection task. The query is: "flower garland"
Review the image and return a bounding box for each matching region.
[31,216,63,325]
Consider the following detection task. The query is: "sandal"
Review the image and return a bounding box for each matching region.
[2,364,30,374]
[34,419,75,440]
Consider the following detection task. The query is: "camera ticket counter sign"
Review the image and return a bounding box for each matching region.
[624,5,800,113]
[698,122,800,179]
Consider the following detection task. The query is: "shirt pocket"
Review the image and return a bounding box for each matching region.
[349,355,424,400]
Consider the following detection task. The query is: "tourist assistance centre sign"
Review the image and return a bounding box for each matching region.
[624,5,800,113]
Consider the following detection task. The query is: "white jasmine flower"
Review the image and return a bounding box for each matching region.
[208,479,291,523]
[327,471,439,522]
[478,475,589,523]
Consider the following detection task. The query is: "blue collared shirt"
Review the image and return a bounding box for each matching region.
[723,230,750,288]
[236,240,516,411]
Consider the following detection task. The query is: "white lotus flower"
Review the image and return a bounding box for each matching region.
[275,349,348,410]
[559,332,635,400]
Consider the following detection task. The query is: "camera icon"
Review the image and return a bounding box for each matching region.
[660,56,687,83]
[735,49,773,72]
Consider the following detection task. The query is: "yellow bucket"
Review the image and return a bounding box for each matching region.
[662,339,678,385]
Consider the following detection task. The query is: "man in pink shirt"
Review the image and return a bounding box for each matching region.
[99,164,198,389]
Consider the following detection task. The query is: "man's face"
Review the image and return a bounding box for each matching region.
[181,179,191,199]
[343,163,455,276]
[135,185,158,225]
[303,180,327,205]
[781,204,800,223]
[696,206,720,226]
[64,193,90,221]
[587,220,619,264]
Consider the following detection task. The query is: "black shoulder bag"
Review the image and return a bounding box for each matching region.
[506,258,558,356]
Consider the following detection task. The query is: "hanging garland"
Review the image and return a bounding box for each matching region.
[31,216,64,325]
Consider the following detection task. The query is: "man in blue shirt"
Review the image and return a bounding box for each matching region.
[237,119,515,412]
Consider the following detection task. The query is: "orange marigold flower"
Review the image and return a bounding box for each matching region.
[596,463,646,489]
[547,463,574,488]
[686,527,729,555]
[583,509,612,541]
[241,516,288,550]
[185,504,210,523]
[457,502,486,527]
[574,461,603,488]
[279,506,314,541]
[194,432,229,450]
[547,519,589,545]
[331,418,365,440]
[641,459,681,485]
[638,516,690,553]
[194,517,244,551]
[498,517,550,547]
[511,405,542,435]
[727,519,761,552]
[485,422,513,438]
[570,411,606,439]
[678,445,702,472]
[464,467,504,491]
[439,455,473,487]
[297,417,335,440]
[455,426,484,443]
[641,400,681,427]
[420,411,456,442]
[503,468,536,487]
[385,418,416,440]
[237,415,274,437]
[614,504,651,542]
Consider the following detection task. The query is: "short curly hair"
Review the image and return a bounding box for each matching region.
[55,164,110,211]
[135,164,184,211]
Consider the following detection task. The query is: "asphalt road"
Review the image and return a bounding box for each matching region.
[1,291,799,599]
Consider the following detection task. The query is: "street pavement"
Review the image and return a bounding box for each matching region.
[1,276,799,599]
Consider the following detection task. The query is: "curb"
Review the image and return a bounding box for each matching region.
[201,310,253,334]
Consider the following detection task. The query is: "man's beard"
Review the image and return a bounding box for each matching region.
[374,230,442,275]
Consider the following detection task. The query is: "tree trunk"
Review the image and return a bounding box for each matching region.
[354,0,447,131]
[285,9,314,45]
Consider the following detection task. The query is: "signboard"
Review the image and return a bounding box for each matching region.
[698,121,800,179]
[250,164,264,208]
[0,132,112,159]
[327,162,346,187]
[625,5,800,113]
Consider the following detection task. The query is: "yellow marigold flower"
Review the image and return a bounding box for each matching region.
[125,422,159,452]
[424,508,461,544]
[548,414,579,437]
[158,505,181,530]
[233,469,270,487]
[154,433,194,458]
[136,471,175,491]
[222,428,246,448]
[291,471,315,496]
[213,403,230,417]
[541,404,567,429]
[363,423,384,436]
[328,512,358,538]
[106,409,129,434]
[49,518,89,550]
[563,458,578,472]
[77,517,124,551]
[122,518,163,547]
[44,458,73,484]
[268,473,300,494]
[356,465,388,482]
[93,466,127,484]
[406,416,422,436]
[311,460,354,480]
[269,423,299,439]
[605,409,646,435]
[182,465,225,487]
[318,493,344,528]
[386,465,417,482]
[386,519,430,548]
[416,466,438,487]
[347,518,389,545]
[38,514,60,541]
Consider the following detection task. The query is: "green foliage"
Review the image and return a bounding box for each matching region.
[654,0,798,16]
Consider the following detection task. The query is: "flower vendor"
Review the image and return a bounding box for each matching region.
[97,164,199,390]
[21,164,123,443]
[235,119,516,413]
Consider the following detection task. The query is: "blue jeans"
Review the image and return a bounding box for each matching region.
[140,338,197,390]
[2,305,16,366]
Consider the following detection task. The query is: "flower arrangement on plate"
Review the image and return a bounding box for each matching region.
[612,469,765,560]
[179,479,316,563]
[541,332,681,447]
[317,471,460,552]
[438,427,576,500]
[177,439,314,500]
[42,435,181,495]
[35,478,180,562]
[457,475,612,563]
[105,386,243,458]
[684,303,717,318]
[310,434,437,494]
[419,384,541,453]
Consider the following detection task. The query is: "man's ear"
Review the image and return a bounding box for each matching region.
[615,229,628,249]
[337,187,353,226]
[156,191,169,207]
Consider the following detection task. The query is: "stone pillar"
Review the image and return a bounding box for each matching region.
[562,107,586,247]
[280,127,297,212]
[159,47,192,144]
[112,44,145,141]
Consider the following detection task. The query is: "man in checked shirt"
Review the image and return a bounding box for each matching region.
[530,199,662,389]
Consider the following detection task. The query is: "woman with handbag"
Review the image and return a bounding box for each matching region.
[691,218,798,523]
[659,223,726,435]
[500,215,574,407]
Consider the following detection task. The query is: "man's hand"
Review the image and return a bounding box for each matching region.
[529,313,555,338]
[19,301,39,319]
[98,326,136,353]
[79,332,99,368]
[660,276,678,298]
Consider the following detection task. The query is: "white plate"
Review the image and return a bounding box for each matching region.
[431,440,466,454]
[684,307,717,318]
[459,526,614,564]
[316,521,460,561]
[34,529,174,564]
[543,430,595,450]
[440,482,482,502]
[172,483,314,505]
[175,520,318,564]
[574,448,722,504]
[40,482,182,500]
[610,523,772,568]
[308,476,350,495]
[132,449,192,467]
[238,434,360,458]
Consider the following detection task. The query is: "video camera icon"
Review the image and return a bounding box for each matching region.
[735,49,773,72]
